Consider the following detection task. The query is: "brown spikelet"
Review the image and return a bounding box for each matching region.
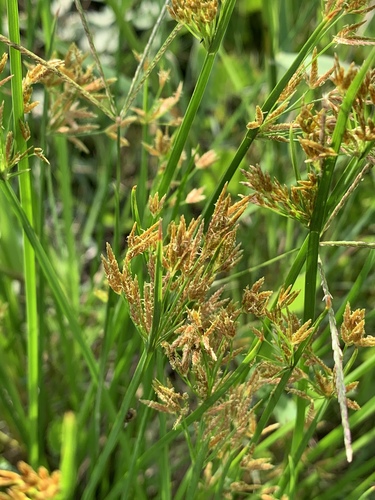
[140,379,189,428]
[242,278,273,318]
[33,147,50,164]
[102,243,123,294]
[278,66,305,102]
[148,192,166,217]
[0,461,60,498]
[19,120,31,141]
[341,303,375,347]
[126,221,160,260]
[0,53,7,74]
[5,132,14,164]
[277,285,300,309]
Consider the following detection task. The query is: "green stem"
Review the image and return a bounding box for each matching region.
[156,0,237,198]
[58,412,77,500]
[262,0,278,92]
[288,46,375,497]
[156,49,218,198]
[7,0,39,466]
[304,46,375,322]
[82,349,154,499]
[55,135,80,310]
[138,83,149,223]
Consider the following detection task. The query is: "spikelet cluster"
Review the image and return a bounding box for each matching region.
[168,0,219,49]
[23,44,116,153]
[0,461,60,499]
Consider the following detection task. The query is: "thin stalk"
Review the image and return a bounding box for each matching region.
[138,82,150,222]
[148,222,163,351]
[315,249,375,357]
[115,403,153,500]
[82,349,154,499]
[186,440,208,500]
[113,123,122,256]
[34,6,55,457]
[38,0,53,55]
[304,47,375,322]
[93,303,115,470]
[120,1,176,120]
[7,0,39,466]
[58,412,77,500]
[156,50,217,198]
[0,361,28,445]
[291,49,375,485]
[327,140,375,212]
[73,0,116,116]
[156,0,237,199]
[54,135,80,310]
[109,348,154,499]
[320,456,375,500]
[262,0,278,92]
[249,309,327,449]
[91,128,124,468]
[308,395,375,466]
[300,427,375,494]
[276,400,330,498]
[156,352,171,500]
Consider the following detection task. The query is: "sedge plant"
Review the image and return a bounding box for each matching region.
[0,1,375,499]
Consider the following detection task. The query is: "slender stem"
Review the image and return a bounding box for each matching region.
[304,46,375,323]
[55,135,80,310]
[119,1,173,120]
[0,180,125,428]
[286,47,375,494]
[262,0,278,92]
[74,0,117,116]
[156,0,237,199]
[138,82,149,223]
[59,412,77,500]
[82,349,154,500]
[7,0,39,466]
[157,48,218,199]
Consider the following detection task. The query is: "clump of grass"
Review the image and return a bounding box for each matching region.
[1,0,375,498]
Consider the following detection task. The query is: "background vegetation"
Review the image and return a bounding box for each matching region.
[0,0,375,498]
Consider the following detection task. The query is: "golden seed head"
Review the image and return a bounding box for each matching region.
[0,461,61,498]
[341,303,374,347]
[168,0,219,47]
[0,53,8,74]
[194,149,218,169]
[185,187,206,204]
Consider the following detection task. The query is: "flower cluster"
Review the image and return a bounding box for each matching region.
[23,44,116,152]
[243,47,375,227]
[242,165,318,227]
[341,303,375,347]
[0,53,49,180]
[0,461,60,499]
[102,186,249,346]
[168,0,219,49]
